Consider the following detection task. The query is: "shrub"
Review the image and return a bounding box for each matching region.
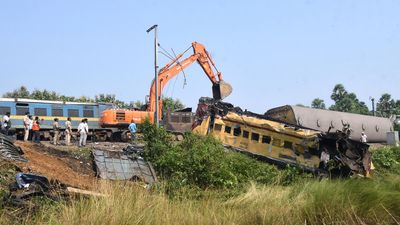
[141,121,308,191]
[372,146,400,175]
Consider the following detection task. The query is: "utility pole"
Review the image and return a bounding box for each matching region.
[370,97,375,116]
[146,24,159,127]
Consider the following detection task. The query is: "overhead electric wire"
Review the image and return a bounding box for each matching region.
[171,48,187,87]
[158,44,175,60]
[157,43,193,99]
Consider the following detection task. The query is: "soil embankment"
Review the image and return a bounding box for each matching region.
[14,141,97,190]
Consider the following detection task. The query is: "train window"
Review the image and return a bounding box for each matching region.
[233,126,241,136]
[251,133,260,142]
[262,135,271,144]
[52,105,63,117]
[242,130,249,138]
[171,115,180,123]
[83,109,94,117]
[34,108,47,116]
[182,116,192,123]
[214,124,222,131]
[272,138,281,147]
[283,141,293,149]
[0,107,11,115]
[309,148,319,156]
[224,126,231,134]
[52,109,63,117]
[16,107,29,115]
[304,150,312,159]
[68,109,79,117]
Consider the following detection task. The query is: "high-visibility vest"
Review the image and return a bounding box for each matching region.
[32,121,40,131]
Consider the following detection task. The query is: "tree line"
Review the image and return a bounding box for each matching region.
[2,86,184,112]
[310,84,400,118]
[4,84,398,118]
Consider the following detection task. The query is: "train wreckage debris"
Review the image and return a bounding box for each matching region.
[192,97,373,177]
[8,172,69,204]
[92,144,157,184]
[0,133,28,162]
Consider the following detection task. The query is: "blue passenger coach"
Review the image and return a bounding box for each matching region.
[0,98,114,139]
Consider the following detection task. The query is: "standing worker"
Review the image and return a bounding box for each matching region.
[1,112,11,135]
[360,132,368,143]
[128,119,137,142]
[28,115,33,140]
[31,117,41,143]
[65,117,72,146]
[53,118,61,145]
[319,147,330,170]
[78,119,88,147]
[23,112,30,141]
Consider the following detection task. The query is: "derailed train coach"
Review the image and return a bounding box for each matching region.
[192,97,372,177]
[265,105,394,143]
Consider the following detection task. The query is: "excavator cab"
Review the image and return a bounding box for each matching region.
[212,81,233,100]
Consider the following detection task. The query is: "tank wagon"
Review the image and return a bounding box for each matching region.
[265,105,394,143]
[0,98,114,140]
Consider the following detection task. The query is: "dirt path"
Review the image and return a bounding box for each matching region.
[14,141,97,190]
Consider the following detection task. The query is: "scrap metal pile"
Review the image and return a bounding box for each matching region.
[193,97,372,177]
[0,133,27,162]
[9,172,68,204]
[92,144,157,184]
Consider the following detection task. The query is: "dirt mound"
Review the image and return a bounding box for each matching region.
[14,141,97,190]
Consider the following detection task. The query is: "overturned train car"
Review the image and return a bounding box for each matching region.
[192,97,372,177]
[265,105,394,143]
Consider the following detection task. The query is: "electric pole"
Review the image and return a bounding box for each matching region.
[146,24,159,127]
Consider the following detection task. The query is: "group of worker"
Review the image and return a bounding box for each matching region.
[22,112,41,143]
[51,116,89,147]
[1,111,89,147]
[2,112,137,144]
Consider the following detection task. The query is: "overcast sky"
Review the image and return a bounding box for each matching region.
[1,0,399,112]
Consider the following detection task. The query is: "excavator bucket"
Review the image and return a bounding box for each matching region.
[212,81,233,100]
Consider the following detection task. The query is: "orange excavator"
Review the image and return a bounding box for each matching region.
[99,42,232,134]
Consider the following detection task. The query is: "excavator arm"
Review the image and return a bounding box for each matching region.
[148,42,232,115]
[99,41,232,132]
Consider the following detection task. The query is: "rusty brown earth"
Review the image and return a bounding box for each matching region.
[14,141,97,190]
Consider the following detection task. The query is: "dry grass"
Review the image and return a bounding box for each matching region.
[20,177,395,225]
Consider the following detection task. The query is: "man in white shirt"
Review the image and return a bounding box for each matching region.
[65,117,72,146]
[28,115,33,140]
[23,112,30,141]
[78,118,89,147]
[1,112,11,135]
[360,132,368,143]
[320,147,330,169]
[53,118,61,145]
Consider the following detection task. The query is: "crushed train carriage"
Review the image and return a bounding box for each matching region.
[192,97,372,177]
